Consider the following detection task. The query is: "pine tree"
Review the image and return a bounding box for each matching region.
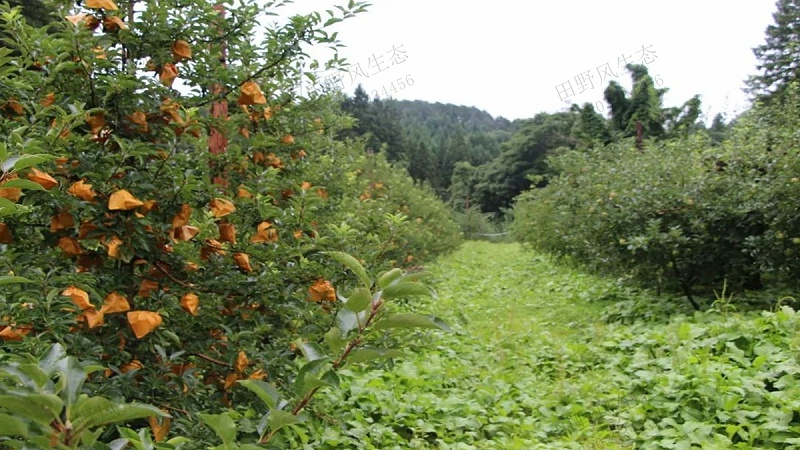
[747,0,800,100]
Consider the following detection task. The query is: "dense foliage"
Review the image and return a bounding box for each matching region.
[307,242,800,449]
[512,83,800,306]
[0,0,459,446]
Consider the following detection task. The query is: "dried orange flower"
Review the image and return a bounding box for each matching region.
[101,292,130,314]
[50,210,75,232]
[250,221,278,243]
[0,223,11,244]
[102,15,127,31]
[235,351,248,374]
[308,279,336,303]
[108,189,144,210]
[67,179,97,202]
[62,286,93,310]
[209,198,235,218]
[218,222,236,244]
[27,168,58,189]
[238,81,266,105]
[180,293,199,316]
[233,252,252,272]
[171,40,192,61]
[58,236,82,256]
[159,63,178,87]
[85,0,118,10]
[127,310,163,339]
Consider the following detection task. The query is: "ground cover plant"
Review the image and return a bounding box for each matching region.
[307,242,800,449]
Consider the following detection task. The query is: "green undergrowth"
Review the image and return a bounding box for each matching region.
[304,241,800,449]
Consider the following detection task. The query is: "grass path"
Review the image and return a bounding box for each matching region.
[308,242,800,449]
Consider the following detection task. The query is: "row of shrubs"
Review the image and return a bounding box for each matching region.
[512,85,800,306]
[0,1,460,446]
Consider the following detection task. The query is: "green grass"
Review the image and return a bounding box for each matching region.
[304,242,800,449]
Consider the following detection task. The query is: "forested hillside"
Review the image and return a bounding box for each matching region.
[340,63,730,217]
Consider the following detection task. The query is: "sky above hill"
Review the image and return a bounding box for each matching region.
[280,1,777,123]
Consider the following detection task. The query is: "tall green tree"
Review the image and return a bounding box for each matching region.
[474,112,576,214]
[604,64,667,139]
[572,102,611,147]
[747,0,800,101]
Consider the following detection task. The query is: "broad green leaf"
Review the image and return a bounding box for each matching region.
[267,410,301,434]
[0,276,33,286]
[323,327,347,353]
[399,271,434,283]
[0,413,28,437]
[381,282,435,300]
[298,341,326,362]
[295,359,329,396]
[336,308,359,335]
[166,436,192,446]
[2,363,49,389]
[320,369,340,389]
[323,251,372,288]
[377,268,403,288]
[236,380,280,409]
[14,154,53,171]
[73,399,166,430]
[199,412,237,447]
[40,343,67,376]
[106,438,129,450]
[347,348,405,365]
[56,355,87,406]
[0,179,45,190]
[0,198,17,215]
[344,287,372,312]
[372,313,451,332]
[0,394,63,425]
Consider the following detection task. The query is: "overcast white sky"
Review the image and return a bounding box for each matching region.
[282,1,778,123]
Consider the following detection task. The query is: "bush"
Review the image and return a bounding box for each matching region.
[512,90,800,307]
[0,0,459,445]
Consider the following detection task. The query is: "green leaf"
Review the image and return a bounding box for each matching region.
[267,410,301,434]
[40,343,67,376]
[298,341,326,362]
[72,397,166,431]
[0,394,63,425]
[372,313,451,332]
[377,268,403,288]
[0,276,34,286]
[0,179,45,190]
[381,282,435,300]
[0,413,29,437]
[323,327,347,353]
[336,308,360,335]
[56,355,87,406]
[236,380,279,409]
[320,369,340,389]
[347,348,405,365]
[10,154,52,171]
[344,287,372,312]
[199,412,237,447]
[323,251,372,288]
[2,363,49,389]
[295,359,329,396]
[0,198,18,215]
[399,271,434,283]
